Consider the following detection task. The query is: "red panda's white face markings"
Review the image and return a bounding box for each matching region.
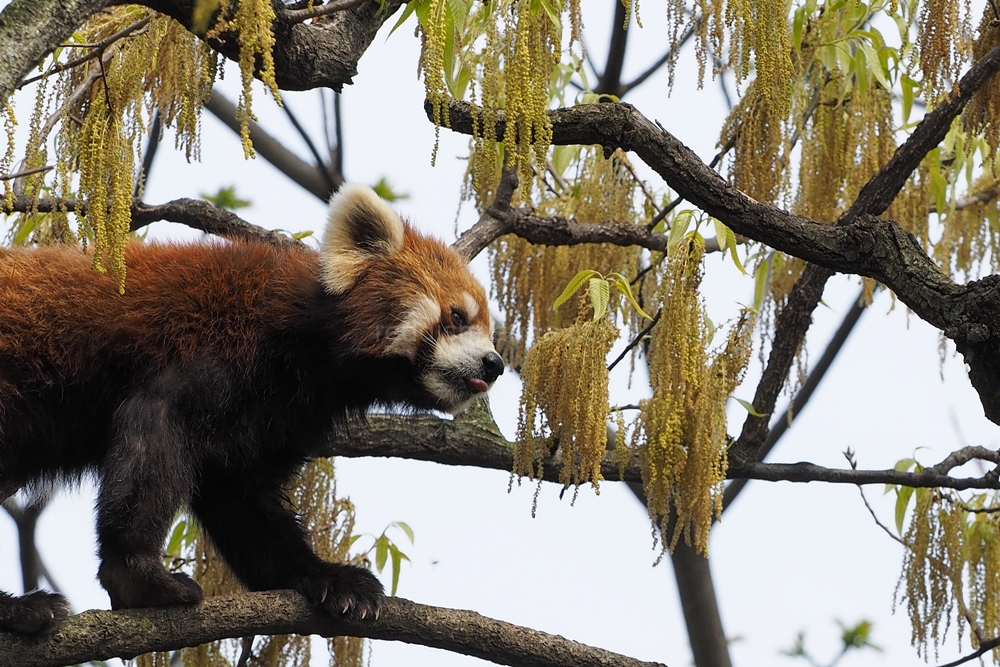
[416,289,498,412]
[321,185,503,413]
[385,295,440,360]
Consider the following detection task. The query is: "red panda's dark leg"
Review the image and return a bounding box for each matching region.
[94,389,204,610]
[191,469,384,620]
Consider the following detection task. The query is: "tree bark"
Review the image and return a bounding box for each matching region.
[0,591,667,667]
[0,0,113,103]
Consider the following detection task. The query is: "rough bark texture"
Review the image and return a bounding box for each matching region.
[0,591,667,667]
[0,0,399,103]
[139,0,401,91]
[0,0,113,103]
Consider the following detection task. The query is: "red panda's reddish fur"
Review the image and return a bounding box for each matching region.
[0,186,501,633]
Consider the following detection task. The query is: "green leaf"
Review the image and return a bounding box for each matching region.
[609,273,654,320]
[840,620,878,651]
[553,269,601,312]
[792,6,806,50]
[388,543,410,596]
[291,230,314,240]
[588,278,611,321]
[900,74,915,124]
[726,227,746,274]
[551,145,580,177]
[860,41,889,90]
[389,0,419,35]
[753,258,769,311]
[371,177,409,202]
[712,217,729,252]
[668,210,694,250]
[393,521,415,544]
[733,397,768,418]
[374,535,389,572]
[166,519,188,556]
[895,485,914,534]
[12,217,36,246]
[201,186,251,211]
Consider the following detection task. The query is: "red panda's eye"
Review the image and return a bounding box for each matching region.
[450,309,466,329]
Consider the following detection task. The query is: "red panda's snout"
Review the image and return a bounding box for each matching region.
[421,322,504,413]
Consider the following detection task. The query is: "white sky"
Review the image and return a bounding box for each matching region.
[3,2,999,667]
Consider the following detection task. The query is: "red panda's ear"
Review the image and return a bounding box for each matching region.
[320,184,405,294]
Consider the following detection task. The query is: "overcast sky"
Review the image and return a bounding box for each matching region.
[3,3,999,666]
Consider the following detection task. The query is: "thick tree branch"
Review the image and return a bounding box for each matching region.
[0,590,666,667]
[0,0,114,103]
[317,411,1000,491]
[139,0,401,92]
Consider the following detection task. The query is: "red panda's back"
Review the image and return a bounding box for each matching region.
[0,241,322,383]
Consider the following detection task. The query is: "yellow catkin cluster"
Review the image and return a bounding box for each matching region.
[143,15,218,163]
[894,171,933,250]
[291,457,366,667]
[918,0,973,101]
[725,0,794,116]
[796,78,896,223]
[965,17,1000,163]
[934,170,1000,279]
[635,237,755,555]
[208,0,282,158]
[70,8,166,291]
[1,103,14,210]
[418,0,450,166]
[489,149,642,367]
[515,318,618,493]
[421,0,581,205]
[895,491,1000,663]
[5,3,258,279]
[692,0,726,86]
[719,82,788,205]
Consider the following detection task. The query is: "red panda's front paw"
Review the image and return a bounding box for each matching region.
[297,563,384,621]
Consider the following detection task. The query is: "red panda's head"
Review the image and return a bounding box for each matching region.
[319,185,503,413]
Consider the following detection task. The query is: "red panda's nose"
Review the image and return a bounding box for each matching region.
[481,352,504,383]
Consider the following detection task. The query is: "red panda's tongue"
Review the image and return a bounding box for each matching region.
[465,378,489,393]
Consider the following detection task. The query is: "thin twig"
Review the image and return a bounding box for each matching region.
[0,165,52,181]
[281,100,337,195]
[235,636,254,667]
[18,16,151,89]
[845,450,906,546]
[607,309,662,371]
[281,0,370,23]
[934,637,1000,667]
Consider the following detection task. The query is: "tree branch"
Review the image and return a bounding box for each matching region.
[0,590,666,667]
[430,43,1000,425]
[138,0,402,92]
[316,410,1000,491]
[203,90,338,202]
[0,0,113,103]
[1,195,300,246]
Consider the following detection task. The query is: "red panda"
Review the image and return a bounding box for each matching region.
[0,185,503,633]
